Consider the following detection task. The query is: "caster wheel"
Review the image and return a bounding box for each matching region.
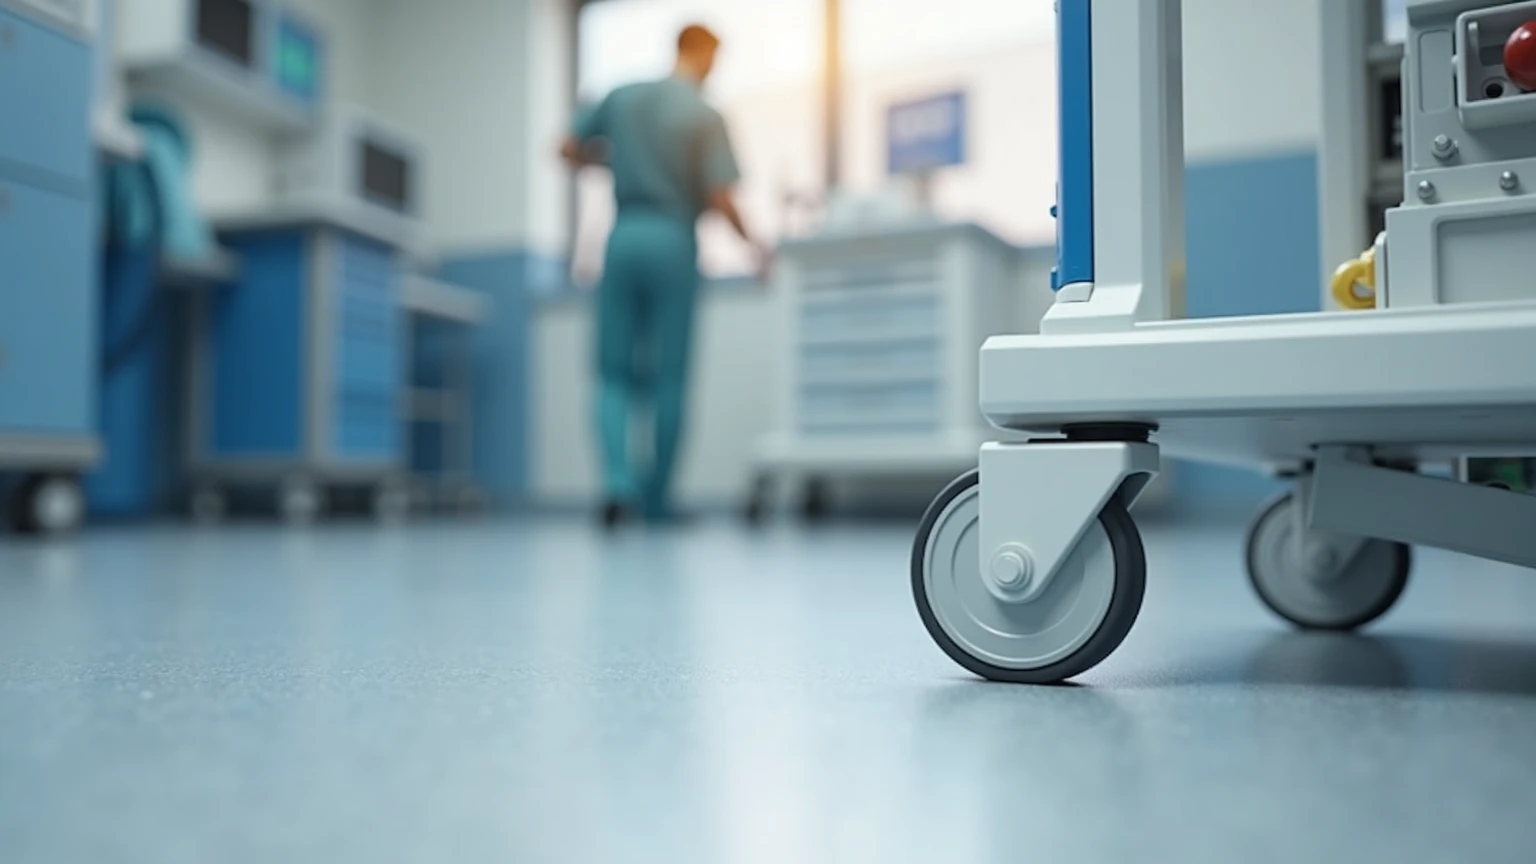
[1245,493,1411,631]
[372,484,410,523]
[190,486,227,524]
[7,474,85,536]
[278,478,321,525]
[742,476,770,526]
[911,470,1147,684]
[800,476,831,522]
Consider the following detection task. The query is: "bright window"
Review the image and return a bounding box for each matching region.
[573,0,825,283]
[839,0,1058,245]
[1382,0,1408,43]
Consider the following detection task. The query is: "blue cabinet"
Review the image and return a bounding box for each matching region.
[0,7,91,190]
[193,226,401,473]
[0,178,95,435]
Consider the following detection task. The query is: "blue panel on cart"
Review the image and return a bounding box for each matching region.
[208,231,307,455]
[1055,0,1094,290]
[0,7,92,190]
[0,181,96,435]
[332,233,401,395]
[334,388,397,459]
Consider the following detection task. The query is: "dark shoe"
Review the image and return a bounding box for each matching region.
[600,500,632,531]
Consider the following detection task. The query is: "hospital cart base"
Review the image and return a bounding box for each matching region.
[1,434,99,536]
[913,302,1536,684]
[746,435,1001,525]
[187,464,408,526]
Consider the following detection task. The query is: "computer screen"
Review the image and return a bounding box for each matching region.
[360,140,411,213]
[196,0,255,68]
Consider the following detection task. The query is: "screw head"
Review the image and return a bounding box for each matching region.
[1416,180,1437,201]
[1500,171,1520,192]
[1431,134,1458,159]
[987,544,1036,597]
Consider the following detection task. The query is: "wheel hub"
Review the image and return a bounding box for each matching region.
[986,544,1035,599]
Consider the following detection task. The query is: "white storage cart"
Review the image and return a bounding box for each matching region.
[748,221,1019,522]
[911,0,1536,684]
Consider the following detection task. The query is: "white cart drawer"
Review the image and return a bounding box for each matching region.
[801,258,937,293]
[798,338,940,386]
[800,294,940,344]
[798,380,940,436]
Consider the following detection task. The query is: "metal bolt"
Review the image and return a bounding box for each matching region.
[1431,134,1458,160]
[1500,170,1520,192]
[988,544,1035,595]
[1417,180,1437,201]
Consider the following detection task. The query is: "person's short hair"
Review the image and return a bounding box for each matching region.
[678,24,720,54]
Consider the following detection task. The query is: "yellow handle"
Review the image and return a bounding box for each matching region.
[1331,248,1377,310]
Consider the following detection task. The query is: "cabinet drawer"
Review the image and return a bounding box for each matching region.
[799,295,940,344]
[333,388,399,460]
[802,259,937,293]
[336,302,400,390]
[0,178,94,433]
[337,235,398,297]
[797,381,940,434]
[0,7,90,188]
[798,339,940,386]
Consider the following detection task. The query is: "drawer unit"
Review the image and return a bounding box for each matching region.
[337,233,397,298]
[754,222,1020,514]
[801,258,937,293]
[798,338,941,386]
[334,387,397,458]
[195,225,403,470]
[0,177,95,434]
[799,293,941,344]
[797,380,941,435]
[336,292,399,392]
[0,6,91,188]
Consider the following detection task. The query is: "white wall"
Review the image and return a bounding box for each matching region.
[1181,0,1321,162]
[526,0,1327,511]
[362,0,533,253]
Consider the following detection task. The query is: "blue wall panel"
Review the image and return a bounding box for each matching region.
[1174,149,1320,513]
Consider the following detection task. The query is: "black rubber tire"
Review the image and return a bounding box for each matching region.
[1245,493,1411,632]
[800,476,831,522]
[911,469,1147,684]
[6,474,83,536]
[742,476,770,526]
[5,475,40,534]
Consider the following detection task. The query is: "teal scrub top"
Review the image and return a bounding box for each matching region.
[574,77,742,225]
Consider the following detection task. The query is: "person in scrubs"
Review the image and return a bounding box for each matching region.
[562,23,767,529]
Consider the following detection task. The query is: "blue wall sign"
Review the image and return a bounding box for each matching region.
[886,90,967,175]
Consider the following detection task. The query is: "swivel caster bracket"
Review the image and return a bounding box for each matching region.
[979,440,1160,603]
[1291,469,1369,583]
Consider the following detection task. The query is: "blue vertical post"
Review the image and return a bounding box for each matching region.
[1055,0,1094,292]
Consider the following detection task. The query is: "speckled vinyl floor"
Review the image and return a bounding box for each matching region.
[3,516,1535,863]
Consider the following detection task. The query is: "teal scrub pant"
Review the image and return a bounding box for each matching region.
[594,212,700,518]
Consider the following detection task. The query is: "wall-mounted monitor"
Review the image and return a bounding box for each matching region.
[119,0,325,133]
[275,103,423,243]
[193,0,253,69]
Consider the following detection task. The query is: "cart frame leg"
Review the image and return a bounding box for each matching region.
[978,439,1160,602]
[1307,445,1536,569]
[1043,0,1186,335]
